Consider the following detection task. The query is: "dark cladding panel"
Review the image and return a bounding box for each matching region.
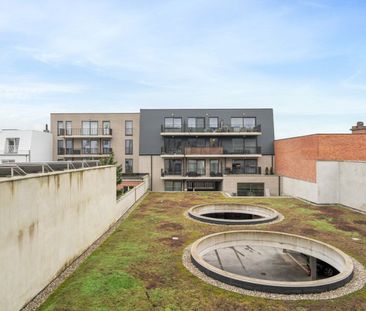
[139,109,274,155]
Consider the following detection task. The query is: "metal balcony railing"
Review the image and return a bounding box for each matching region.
[161,146,261,155]
[57,128,112,136]
[225,166,262,175]
[161,124,261,133]
[58,148,112,155]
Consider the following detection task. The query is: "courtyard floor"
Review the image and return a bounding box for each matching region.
[39,192,366,311]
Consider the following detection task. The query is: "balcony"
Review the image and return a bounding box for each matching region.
[160,124,261,136]
[161,146,261,158]
[57,128,112,137]
[224,167,262,175]
[57,147,112,157]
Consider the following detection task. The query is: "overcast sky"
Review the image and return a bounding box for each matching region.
[0,0,365,138]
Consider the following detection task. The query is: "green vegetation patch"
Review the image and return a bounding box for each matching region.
[39,192,366,311]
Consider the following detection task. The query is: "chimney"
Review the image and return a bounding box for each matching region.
[351,121,366,134]
[44,124,49,133]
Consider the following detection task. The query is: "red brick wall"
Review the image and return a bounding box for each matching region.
[275,134,366,183]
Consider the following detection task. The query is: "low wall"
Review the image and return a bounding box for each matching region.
[281,176,318,203]
[281,161,366,212]
[0,167,149,311]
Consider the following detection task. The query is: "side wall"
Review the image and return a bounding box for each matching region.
[281,176,319,203]
[0,167,148,311]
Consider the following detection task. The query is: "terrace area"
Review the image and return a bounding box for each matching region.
[37,192,366,311]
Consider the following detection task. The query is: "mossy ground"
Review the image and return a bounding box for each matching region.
[39,192,366,311]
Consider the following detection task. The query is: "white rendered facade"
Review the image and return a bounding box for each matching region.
[0,129,52,163]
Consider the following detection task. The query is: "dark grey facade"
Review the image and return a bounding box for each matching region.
[139,109,274,155]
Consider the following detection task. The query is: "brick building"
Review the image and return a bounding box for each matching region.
[275,122,366,210]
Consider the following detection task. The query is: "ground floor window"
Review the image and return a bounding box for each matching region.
[187,181,219,191]
[125,159,133,173]
[165,181,182,191]
[237,182,264,196]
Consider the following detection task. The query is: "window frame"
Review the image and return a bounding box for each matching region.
[125,120,133,136]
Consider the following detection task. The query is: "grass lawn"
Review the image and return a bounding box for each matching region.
[39,192,366,311]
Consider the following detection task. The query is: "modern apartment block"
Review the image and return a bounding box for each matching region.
[51,109,279,195]
[50,113,140,173]
[139,109,279,195]
[0,129,52,163]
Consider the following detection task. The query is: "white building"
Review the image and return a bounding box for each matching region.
[0,129,52,163]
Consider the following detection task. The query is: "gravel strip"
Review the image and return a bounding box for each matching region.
[182,245,366,300]
[21,193,148,311]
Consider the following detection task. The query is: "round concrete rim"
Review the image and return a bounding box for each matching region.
[188,203,281,225]
[190,230,354,294]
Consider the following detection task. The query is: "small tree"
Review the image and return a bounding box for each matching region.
[100,152,123,198]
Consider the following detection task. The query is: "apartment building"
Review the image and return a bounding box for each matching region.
[139,109,279,195]
[275,121,366,210]
[50,113,140,173]
[0,129,52,163]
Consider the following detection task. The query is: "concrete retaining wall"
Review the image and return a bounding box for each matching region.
[0,167,149,311]
[281,161,366,212]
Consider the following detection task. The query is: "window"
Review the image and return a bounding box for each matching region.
[231,117,243,129]
[237,183,264,196]
[187,159,205,176]
[244,138,257,154]
[103,121,111,135]
[82,121,98,135]
[165,181,182,191]
[232,138,244,154]
[163,137,183,154]
[125,159,133,173]
[65,139,73,154]
[103,140,111,154]
[164,159,182,175]
[82,139,98,154]
[244,117,256,129]
[209,117,219,129]
[65,121,72,135]
[232,159,258,174]
[125,120,133,136]
[187,117,205,130]
[164,117,182,129]
[57,140,64,155]
[231,117,256,130]
[6,138,20,154]
[57,121,64,135]
[210,160,220,176]
[125,139,133,155]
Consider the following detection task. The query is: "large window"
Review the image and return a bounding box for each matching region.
[65,121,72,135]
[230,117,256,130]
[187,160,205,176]
[164,159,182,175]
[6,138,19,154]
[57,121,64,135]
[57,140,64,155]
[125,139,133,155]
[103,121,111,135]
[103,139,111,154]
[163,137,183,154]
[164,117,182,130]
[165,181,182,191]
[244,138,257,154]
[237,183,264,196]
[210,160,220,176]
[82,139,98,154]
[209,117,219,129]
[187,117,205,130]
[82,121,98,135]
[65,139,73,154]
[232,138,244,154]
[125,120,133,136]
[125,159,133,173]
[232,159,258,174]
